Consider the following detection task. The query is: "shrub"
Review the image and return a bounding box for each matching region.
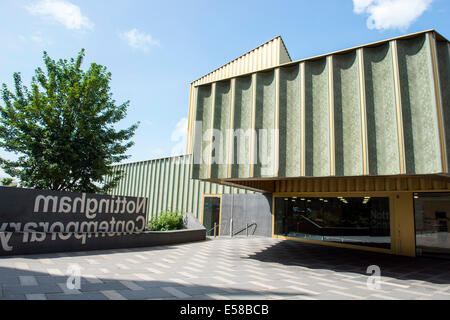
[146,210,185,231]
[1,178,13,186]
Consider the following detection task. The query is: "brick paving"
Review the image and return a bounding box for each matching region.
[0,237,449,300]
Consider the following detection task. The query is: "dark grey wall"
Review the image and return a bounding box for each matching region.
[220,194,272,237]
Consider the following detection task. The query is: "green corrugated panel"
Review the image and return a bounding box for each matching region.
[142,162,150,198]
[155,159,163,215]
[305,57,331,177]
[183,157,190,212]
[132,162,139,196]
[211,81,232,179]
[397,34,442,174]
[150,160,158,216]
[137,162,144,196]
[107,154,257,220]
[190,32,448,180]
[279,64,301,177]
[178,157,186,211]
[437,41,450,168]
[254,70,276,178]
[231,76,253,179]
[166,157,174,211]
[365,42,400,175]
[172,158,180,211]
[333,51,363,176]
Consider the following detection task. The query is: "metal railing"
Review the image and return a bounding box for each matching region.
[207,222,257,238]
[233,222,257,237]
[207,223,224,238]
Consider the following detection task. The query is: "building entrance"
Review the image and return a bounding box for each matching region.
[202,195,222,236]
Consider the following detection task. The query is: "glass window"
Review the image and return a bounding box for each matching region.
[414,193,450,257]
[274,196,391,249]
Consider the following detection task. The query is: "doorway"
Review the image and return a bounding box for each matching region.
[202,195,222,236]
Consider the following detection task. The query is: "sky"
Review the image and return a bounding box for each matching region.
[0,0,449,179]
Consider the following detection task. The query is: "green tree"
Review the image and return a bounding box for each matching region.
[0,49,138,193]
[1,177,13,186]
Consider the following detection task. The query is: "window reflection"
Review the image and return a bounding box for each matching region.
[275,197,391,249]
[415,193,450,257]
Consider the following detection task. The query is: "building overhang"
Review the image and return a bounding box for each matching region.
[203,174,450,194]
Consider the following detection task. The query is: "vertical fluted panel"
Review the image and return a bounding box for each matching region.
[278,64,301,177]
[210,81,231,179]
[364,43,400,175]
[254,70,276,178]
[192,85,212,180]
[304,58,331,177]
[231,75,253,178]
[333,51,364,176]
[437,41,450,169]
[397,34,442,174]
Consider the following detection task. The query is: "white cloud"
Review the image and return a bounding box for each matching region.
[26,0,94,30]
[170,118,188,156]
[353,0,434,30]
[119,29,160,52]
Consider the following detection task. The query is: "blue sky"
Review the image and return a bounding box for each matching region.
[0,0,449,179]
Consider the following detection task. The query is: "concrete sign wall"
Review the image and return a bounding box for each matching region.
[0,187,205,256]
[0,187,165,256]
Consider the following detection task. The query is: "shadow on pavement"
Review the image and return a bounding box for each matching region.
[244,240,450,284]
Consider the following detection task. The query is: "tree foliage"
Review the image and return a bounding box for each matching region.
[0,49,138,193]
[1,177,13,186]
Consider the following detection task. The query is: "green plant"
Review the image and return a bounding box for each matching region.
[146,210,185,231]
[1,177,13,186]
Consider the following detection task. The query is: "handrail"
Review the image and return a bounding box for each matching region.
[233,222,257,237]
[297,216,369,230]
[206,222,226,237]
[207,222,257,238]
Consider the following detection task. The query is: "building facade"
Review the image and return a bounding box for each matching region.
[188,30,450,258]
[110,30,450,258]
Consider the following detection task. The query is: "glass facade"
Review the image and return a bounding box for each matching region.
[414,193,450,257]
[274,196,391,249]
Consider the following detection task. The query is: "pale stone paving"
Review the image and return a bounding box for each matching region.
[0,237,449,300]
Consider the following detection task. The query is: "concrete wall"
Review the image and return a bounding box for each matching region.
[219,194,272,237]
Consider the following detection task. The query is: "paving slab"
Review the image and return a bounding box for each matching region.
[0,237,449,300]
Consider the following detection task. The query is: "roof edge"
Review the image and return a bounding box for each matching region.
[193,29,449,88]
[191,35,289,85]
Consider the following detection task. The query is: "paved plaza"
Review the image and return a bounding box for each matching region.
[0,237,450,300]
